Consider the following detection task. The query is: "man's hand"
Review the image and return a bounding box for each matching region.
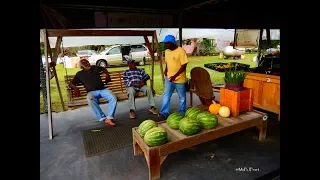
[139,81,145,88]
[131,81,145,88]
[105,76,111,83]
[74,88,80,97]
[168,75,177,82]
[211,100,217,104]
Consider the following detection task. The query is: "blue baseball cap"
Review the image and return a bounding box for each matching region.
[163,35,177,45]
[124,56,135,64]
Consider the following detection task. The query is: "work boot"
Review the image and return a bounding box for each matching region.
[149,107,158,115]
[130,110,136,119]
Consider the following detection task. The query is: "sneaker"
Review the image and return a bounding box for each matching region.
[149,107,158,115]
[130,111,136,119]
[157,113,167,120]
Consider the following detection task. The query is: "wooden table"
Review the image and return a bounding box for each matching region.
[132,110,268,180]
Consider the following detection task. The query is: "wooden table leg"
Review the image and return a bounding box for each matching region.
[258,120,267,141]
[148,148,161,180]
[133,130,144,156]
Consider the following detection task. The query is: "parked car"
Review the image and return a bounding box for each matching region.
[76,50,98,60]
[88,44,151,67]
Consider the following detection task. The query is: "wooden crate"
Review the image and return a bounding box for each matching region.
[243,73,280,120]
[219,87,254,117]
[132,110,267,180]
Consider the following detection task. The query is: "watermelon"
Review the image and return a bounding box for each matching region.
[143,127,168,147]
[196,111,218,129]
[138,120,158,137]
[185,107,201,119]
[179,117,201,135]
[167,112,185,129]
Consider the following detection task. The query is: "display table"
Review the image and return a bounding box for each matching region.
[132,110,268,180]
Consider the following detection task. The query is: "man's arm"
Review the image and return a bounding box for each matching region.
[141,69,150,81]
[171,63,187,79]
[69,74,81,97]
[100,67,111,83]
[164,63,168,76]
[164,50,168,76]
[139,69,150,87]
[123,71,130,87]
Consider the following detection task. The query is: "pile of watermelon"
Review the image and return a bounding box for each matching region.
[138,120,168,147]
[137,107,221,146]
[166,107,219,136]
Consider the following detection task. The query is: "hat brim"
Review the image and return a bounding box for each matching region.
[126,60,135,64]
[163,40,177,45]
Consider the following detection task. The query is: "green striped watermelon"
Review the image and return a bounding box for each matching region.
[179,117,201,135]
[143,127,168,147]
[185,107,201,119]
[138,120,158,137]
[196,111,218,129]
[167,112,185,129]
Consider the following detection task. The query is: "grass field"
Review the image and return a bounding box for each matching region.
[40,53,257,113]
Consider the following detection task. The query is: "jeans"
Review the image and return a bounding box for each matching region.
[86,89,117,121]
[127,85,155,110]
[159,76,186,118]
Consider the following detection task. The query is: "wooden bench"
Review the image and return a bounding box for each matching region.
[64,69,153,107]
[132,110,268,180]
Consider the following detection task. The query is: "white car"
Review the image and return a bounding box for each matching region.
[88,44,151,67]
[76,50,98,59]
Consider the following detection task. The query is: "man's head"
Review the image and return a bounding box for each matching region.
[124,56,136,69]
[163,35,177,50]
[79,59,91,71]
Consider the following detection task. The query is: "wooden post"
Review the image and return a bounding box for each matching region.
[143,36,155,92]
[46,36,65,111]
[148,148,161,180]
[153,31,165,86]
[152,34,155,93]
[257,29,263,67]
[132,129,144,156]
[43,29,53,140]
[258,120,267,141]
[266,29,271,48]
[179,10,183,47]
[233,29,237,48]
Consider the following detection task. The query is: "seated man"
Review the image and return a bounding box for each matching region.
[123,57,158,119]
[69,59,117,126]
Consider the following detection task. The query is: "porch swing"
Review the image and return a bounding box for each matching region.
[47,29,165,108]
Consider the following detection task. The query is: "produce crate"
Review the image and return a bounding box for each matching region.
[219,87,254,117]
[132,110,267,180]
[204,62,250,72]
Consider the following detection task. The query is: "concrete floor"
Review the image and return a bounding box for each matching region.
[40,92,280,180]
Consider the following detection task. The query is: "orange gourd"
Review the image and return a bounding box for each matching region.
[209,103,221,115]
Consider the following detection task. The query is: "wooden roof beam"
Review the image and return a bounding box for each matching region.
[46,29,155,37]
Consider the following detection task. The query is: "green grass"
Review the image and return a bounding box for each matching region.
[40,53,257,113]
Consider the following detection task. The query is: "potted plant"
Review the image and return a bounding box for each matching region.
[224,67,246,91]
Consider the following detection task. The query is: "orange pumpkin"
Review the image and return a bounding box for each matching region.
[209,103,221,115]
